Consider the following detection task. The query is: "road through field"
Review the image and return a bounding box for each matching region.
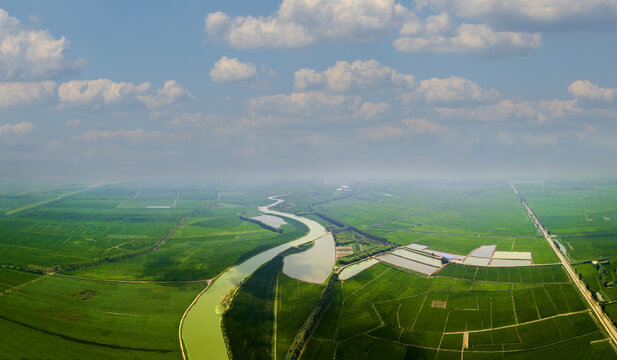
[511,183,617,349]
[180,195,330,360]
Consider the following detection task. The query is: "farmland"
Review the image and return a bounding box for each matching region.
[222,249,324,359]
[72,204,308,281]
[302,263,608,359]
[0,274,202,359]
[2,179,617,359]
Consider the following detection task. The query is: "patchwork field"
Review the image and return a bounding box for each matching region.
[302,263,608,359]
[0,274,202,358]
[72,204,308,281]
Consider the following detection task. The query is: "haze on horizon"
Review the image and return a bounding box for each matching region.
[1,0,617,181]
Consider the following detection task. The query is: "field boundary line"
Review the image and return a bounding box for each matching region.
[366,329,601,354]
[442,309,590,335]
[53,273,206,284]
[0,273,50,296]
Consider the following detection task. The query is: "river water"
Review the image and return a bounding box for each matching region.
[181,196,333,359]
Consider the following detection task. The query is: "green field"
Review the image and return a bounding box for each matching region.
[71,204,308,281]
[0,274,202,358]
[0,267,41,292]
[276,273,324,359]
[302,263,607,359]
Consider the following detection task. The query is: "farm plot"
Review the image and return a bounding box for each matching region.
[72,204,308,281]
[302,263,607,359]
[436,263,569,284]
[0,275,202,358]
[0,268,41,292]
[0,191,191,269]
[223,250,324,359]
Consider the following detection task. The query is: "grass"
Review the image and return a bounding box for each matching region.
[276,273,324,359]
[0,274,202,358]
[302,263,606,360]
[71,205,308,281]
[223,254,282,360]
[0,267,41,292]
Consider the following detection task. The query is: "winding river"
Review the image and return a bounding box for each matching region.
[181,196,333,359]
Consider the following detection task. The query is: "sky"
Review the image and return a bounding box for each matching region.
[1,0,617,181]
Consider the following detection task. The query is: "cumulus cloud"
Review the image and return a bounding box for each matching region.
[210,56,257,83]
[204,0,411,48]
[356,117,444,141]
[73,129,162,142]
[136,80,193,109]
[356,102,391,120]
[436,98,579,122]
[400,76,499,103]
[419,0,617,31]
[294,59,416,92]
[0,9,84,79]
[58,79,191,109]
[568,80,617,102]
[394,23,542,57]
[0,81,55,107]
[0,121,34,136]
[249,91,361,116]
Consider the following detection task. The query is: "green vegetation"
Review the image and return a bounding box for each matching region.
[574,260,617,303]
[72,205,308,281]
[276,273,324,360]
[223,254,282,359]
[334,230,395,265]
[0,267,41,292]
[0,274,202,358]
[436,263,569,284]
[302,263,604,360]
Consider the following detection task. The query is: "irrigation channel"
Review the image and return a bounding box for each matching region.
[180,195,334,359]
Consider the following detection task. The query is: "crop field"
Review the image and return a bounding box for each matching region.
[301,263,608,359]
[0,184,210,269]
[436,263,569,284]
[276,273,324,359]
[72,204,308,281]
[0,274,202,359]
[0,268,41,292]
[574,261,617,303]
[516,182,617,261]
[224,254,282,359]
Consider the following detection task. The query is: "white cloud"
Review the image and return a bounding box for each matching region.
[356,102,390,120]
[394,23,542,57]
[136,80,192,109]
[58,79,191,109]
[568,80,617,102]
[401,117,444,134]
[0,81,55,107]
[294,59,416,92]
[436,98,579,122]
[355,117,444,141]
[210,56,257,83]
[249,91,361,116]
[0,9,84,79]
[419,0,617,31]
[400,76,499,103]
[0,121,34,136]
[204,0,411,48]
[73,129,162,142]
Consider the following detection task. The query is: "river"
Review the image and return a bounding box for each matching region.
[180,196,333,359]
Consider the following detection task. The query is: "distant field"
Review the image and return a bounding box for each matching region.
[0,268,41,292]
[0,275,202,358]
[302,263,606,359]
[0,184,215,270]
[72,204,308,281]
[319,184,538,237]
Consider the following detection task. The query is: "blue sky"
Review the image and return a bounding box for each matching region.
[1,0,617,180]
